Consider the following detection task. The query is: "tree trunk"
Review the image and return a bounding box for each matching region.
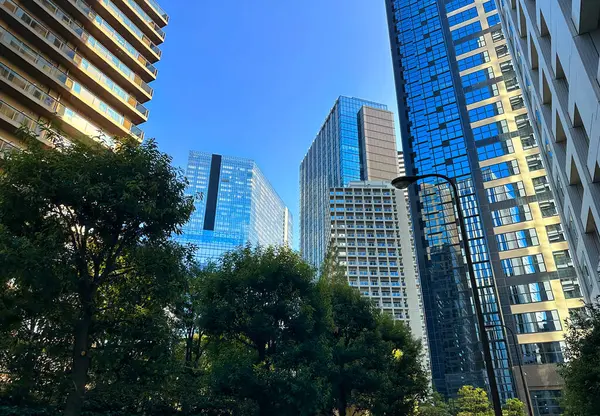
[338,390,347,416]
[64,309,93,416]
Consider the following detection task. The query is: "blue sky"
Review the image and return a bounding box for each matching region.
[143,0,400,248]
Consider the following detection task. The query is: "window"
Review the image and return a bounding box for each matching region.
[521,134,537,149]
[486,181,526,203]
[477,139,514,161]
[502,254,546,276]
[472,120,509,141]
[458,51,491,71]
[465,84,499,104]
[448,7,478,27]
[496,228,539,251]
[461,67,494,87]
[522,342,566,364]
[455,36,486,56]
[531,390,562,416]
[510,95,525,110]
[553,250,574,269]
[491,29,505,42]
[515,310,561,333]
[487,13,501,27]
[446,0,475,13]
[495,44,509,58]
[510,282,554,304]
[451,21,482,41]
[540,200,558,218]
[483,0,497,12]
[526,154,544,171]
[546,224,566,243]
[482,160,520,181]
[532,176,551,195]
[468,101,503,122]
[492,205,533,226]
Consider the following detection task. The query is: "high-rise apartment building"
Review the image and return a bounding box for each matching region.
[178,152,292,266]
[300,96,429,363]
[300,96,398,267]
[497,0,600,304]
[386,0,583,409]
[0,0,167,151]
[329,180,429,360]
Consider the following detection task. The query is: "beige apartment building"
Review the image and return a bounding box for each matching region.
[0,0,167,152]
[497,0,600,305]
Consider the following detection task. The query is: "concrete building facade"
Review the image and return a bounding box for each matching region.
[497,0,600,305]
[0,0,167,150]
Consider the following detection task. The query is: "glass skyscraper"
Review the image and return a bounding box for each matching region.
[178,151,292,265]
[386,0,583,407]
[300,96,393,267]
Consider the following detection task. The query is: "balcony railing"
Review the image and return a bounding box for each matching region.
[100,0,161,57]
[124,0,165,39]
[69,0,158,75]
[0,136,19,155]
[144,0,168,23]
[0,99,40,133]
[35,0,153,96]
[0,2,149,118]
[0,27,143,140]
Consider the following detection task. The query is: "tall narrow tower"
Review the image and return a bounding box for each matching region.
[386,0,583,408]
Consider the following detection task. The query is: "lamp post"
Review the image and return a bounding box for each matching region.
[392,174,503,416]
[486,323,534,416]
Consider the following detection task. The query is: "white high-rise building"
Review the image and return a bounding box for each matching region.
[329,181,429,358]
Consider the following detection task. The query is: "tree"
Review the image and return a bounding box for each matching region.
[0,132,194,415]
[320,255,428,416]
[456,386,493,416]
[417,392,452,416]
[560,301,600,416]
[196,245,331,415]
[502,398,525,416]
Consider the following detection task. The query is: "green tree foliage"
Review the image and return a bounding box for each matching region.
[501,398,525,416]
[560,301,600,416]
[0,133,194,415]
[320,254,428,416]
[196,245,331,415]
[0,134,429,415]
[456,386,493,416]
[417,392,453,416]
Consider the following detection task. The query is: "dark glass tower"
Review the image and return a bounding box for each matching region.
[386,0,582,405]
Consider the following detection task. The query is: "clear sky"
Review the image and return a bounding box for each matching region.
[143,0,400,248]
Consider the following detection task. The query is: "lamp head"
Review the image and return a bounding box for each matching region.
[391,175,420,190]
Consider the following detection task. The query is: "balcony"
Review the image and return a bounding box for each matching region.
[0,135,20,155]
[135,0,168,27]
[92,0,161,62]
[0,45,143,142]
[54,0,159,79]
[0,0,149,122]
[29,0,153,101]
[111,0,165,44]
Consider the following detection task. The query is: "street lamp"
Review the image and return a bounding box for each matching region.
[392,173,503,416]
[486,323,534,416]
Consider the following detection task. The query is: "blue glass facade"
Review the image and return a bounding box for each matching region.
[387,0,583,403]
[385,0,513,400]
[178,152,292,265]
[299,96,388,267]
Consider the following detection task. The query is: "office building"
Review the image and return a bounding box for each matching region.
[386,0,583,409]
[497,0,600,304]
[329,180,429,361]
[300,96,398,268]
[0,0,168,151]
[178,151,292,265]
